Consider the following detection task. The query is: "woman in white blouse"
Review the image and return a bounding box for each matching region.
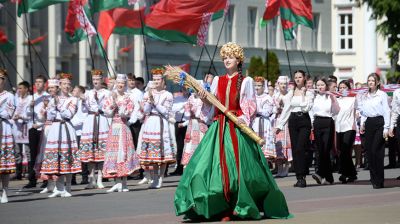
[276,70,314,188]
[335,80,358,184]
[310,78,340,185]
[358,73,390,189]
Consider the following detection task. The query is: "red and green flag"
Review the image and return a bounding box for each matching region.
[23,34,47,45]
[88,0,138,15]
[118,43,133,54]
[64,0,96,43]
[0,28,15,53]
[144,0,229,46]
[97,6,144,49]
[261,0,313,40]
[17,0,70,17]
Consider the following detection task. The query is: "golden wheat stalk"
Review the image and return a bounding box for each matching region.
[164,65,265,145]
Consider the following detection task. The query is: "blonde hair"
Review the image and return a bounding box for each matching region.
[220,42,244,63]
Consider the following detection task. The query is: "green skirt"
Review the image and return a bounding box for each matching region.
[174,120,292,220]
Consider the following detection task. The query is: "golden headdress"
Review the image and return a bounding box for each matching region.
[220,42,245,63]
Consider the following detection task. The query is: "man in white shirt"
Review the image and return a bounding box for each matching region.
[26,75,49,188]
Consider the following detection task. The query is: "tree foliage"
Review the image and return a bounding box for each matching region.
[359,0,400,71]
[247,51,280,85]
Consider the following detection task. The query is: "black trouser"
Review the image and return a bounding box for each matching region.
[28,128,41,184]
[388,126,400,167]
[365,116,385,186]
[129,121,142,150]
[288,112,311,178]
[337,130,357,177]
[175,122,187,170]
[313,117,335,182]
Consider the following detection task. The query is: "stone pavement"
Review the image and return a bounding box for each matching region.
[1,168,400,224]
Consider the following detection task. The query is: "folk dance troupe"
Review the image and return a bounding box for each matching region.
[0,43,399,221]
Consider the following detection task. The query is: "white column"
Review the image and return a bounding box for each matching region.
[79,41,88,85]
[48,5,57,78]
[107,34,117,75]
[134,3,144,81]
[16,14,26,83]
[363,7,377,79]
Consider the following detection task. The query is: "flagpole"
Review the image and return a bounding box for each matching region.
[3,4,48,78]
[138,7,150,83]
[203,46,218,75]
[194,47,204,78]
[0,53,15,93]
[266,23,269,81]
[207,9,228,76]
[281,22,292,80]
[1,52,25,82]
[21,0,35,123]
[294,38,311,76]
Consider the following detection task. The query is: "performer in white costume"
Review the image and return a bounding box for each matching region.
[80,69,111,189]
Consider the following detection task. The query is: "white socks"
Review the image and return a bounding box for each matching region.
[1,174,9,203]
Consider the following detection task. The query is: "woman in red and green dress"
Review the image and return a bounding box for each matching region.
[174,42,291,221]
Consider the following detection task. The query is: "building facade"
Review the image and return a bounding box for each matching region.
[1,0,334,88]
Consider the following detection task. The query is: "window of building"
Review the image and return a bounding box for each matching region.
[311,13,320,50]
[224,5,234,42]
[247,7,257,47]
[338,13,353,51]
[267,17,277,48]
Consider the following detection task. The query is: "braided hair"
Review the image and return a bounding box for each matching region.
[236,62,243,101]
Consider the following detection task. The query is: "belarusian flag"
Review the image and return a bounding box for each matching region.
[17,0,70,17]
[64,0,96,43]
[0,28,15,53]
[88,0,138,15]
[144,0,229,46]
[97,7,144,48]
[23,34,47,45]
[261,0,313,38]
[118,44,133,54]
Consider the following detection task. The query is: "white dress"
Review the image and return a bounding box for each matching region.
[80,88,111,162]
[40,95,81,175]
[0,91,16,174]
[137,90,176,165]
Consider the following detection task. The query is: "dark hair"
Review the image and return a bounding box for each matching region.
[338,80,351,90]
[236,62,244,101]
[75,85,86,93]
[135,77,144,84]
[127,73,135,80]
[18,81,30,89]
[367,73,381,91]
[315,77,329,92]
[293,70,306,87]
[35,74,48,83]
[328,75,338,83]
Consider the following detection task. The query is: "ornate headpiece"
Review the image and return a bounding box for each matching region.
[277,76,289,84]
[47,79,59,87]
[254,76,265,84]
[220,42,245,63]
[91,69,104,77]
[59,73,73,84]
[0,68,7,78]
[116,74,127,82]
[151,67,165,78]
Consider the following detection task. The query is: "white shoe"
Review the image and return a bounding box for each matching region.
[61,191,72,198]
[48,189,63,198]
[1,190,8,203]
[155,177,163,189]
[40,188,49,194]
[106,183,122,193]
[138,177,149,185]
[122,188,129,192]
[85,182,97,189]
[96,180,105,189]
[149,179,159,189]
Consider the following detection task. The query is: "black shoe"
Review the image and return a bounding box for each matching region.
[339,175,347,184]
[294,178,306,188]
[40,181,48,188]
[347,176,358,183]
[23,182,37,189]
[384,164,396,169]
[397,176,400,180]
[80,179,89,185]
[71,179,78,186]
[312,174,322,185]
[170,168,183,176]
[372,183,384,189]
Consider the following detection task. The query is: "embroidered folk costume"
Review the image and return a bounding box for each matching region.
[102,74,140,192]
[174,43,291,221]
[0,69,16,203]
[80,69,111,189]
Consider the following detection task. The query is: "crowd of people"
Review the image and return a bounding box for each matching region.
[0,42,398,221]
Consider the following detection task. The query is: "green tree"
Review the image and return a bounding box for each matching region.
[248,56,265,78]
[359,0,400,71]
[247,52,281,85]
